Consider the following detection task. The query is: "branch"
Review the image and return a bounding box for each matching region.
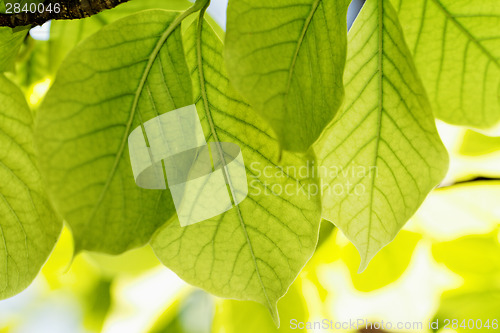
[0,0,131,28]
[438,176,500,189]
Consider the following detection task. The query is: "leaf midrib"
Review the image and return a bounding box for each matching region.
[362,0,385,269]
[195,13,274,314]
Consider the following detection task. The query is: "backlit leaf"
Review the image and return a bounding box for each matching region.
[0,0,43,72]
[35,10,192,254]
[0,25,28,73]
[0,74,61,299]
[316,0,448,271]
[151,16,321,325]
[393,0,500,128]
[47,0,196,77]
[224,0,350,152]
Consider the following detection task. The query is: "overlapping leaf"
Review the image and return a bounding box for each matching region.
[393,0,500,128]
[0,74,60,299]
[0,27,26,72]
[48,0,195,76]
[0,0,42,72]
[35,10,192,254]
[225,0,350,152]
[316,0,448,271]
[151,16,321,325]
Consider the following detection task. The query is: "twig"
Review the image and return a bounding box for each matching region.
[0,0,131,28]
[438,176,500,189]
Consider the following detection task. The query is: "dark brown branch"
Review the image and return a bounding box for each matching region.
[0,0,131,28]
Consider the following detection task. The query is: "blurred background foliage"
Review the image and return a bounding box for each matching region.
[2,0,500,332]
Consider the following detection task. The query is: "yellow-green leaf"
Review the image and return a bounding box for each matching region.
[316,0,448,271]
[0,74,61,299]
[393,0,500,128]
[224,0,350,152]
[151,16,321,325]
[35,10,193,254]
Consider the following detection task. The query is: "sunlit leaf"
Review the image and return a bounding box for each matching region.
[0,74,61,299]
[316,0,448,271]
[0,0,43,72]
[393,0,500,128]
[225,0,350,152]
[47,0,196,76]
[35,10,192,254]
[151,16,321,325]
[0,26,28,73]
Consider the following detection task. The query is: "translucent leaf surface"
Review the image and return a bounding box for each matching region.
[151,16,321,325]
[393,0,500,128]
[0,74,61,299]
[35,10,192,254]
[225,0,350,152]
[316,0,448,270]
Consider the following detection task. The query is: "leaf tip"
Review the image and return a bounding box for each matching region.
[357,259,369,274]
[355,245,378,274]
[268,302,280,328]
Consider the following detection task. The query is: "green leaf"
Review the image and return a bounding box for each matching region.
[151,16,321,325]
[316,0,448,271]
[35,10,193,254]
[0,74,61,299]
[47,0,196,76]
[224,0,349,152]
[0,27,28,72]
[393,0,500,128]
[0,0,43,72]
